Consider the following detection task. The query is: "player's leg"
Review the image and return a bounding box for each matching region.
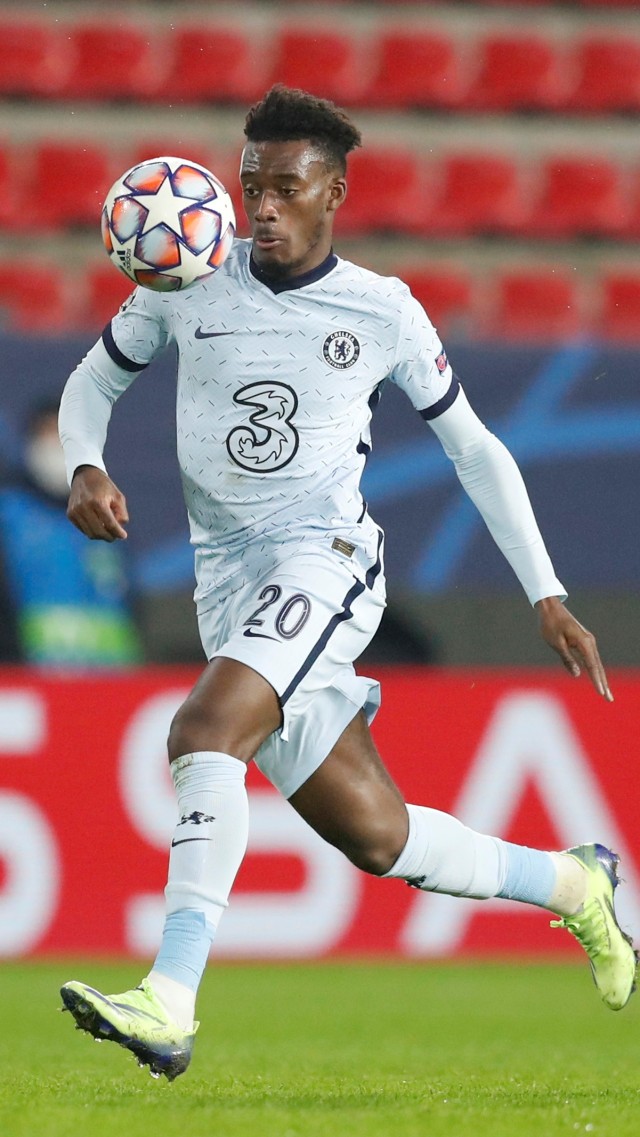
[290,710,515,896]
[289,711,637,1011]
[61,655,281,1079]
[288,708,409,873]
[148,655,281,1006]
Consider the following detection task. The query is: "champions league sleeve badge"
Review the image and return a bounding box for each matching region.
[323,331,360,369]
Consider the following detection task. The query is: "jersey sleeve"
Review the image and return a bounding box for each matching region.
[103,284,172,371]
[428,386,567,606]
[58,287,172,483]
[389,283,460,420]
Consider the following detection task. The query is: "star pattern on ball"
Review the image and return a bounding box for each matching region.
[139,173,204,238]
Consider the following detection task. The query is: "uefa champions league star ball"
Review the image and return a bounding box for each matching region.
[101,156,235,291]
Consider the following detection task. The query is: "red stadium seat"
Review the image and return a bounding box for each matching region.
[0,144,23,229]
[465,34,570,111]
[484,0,637,5]
[426,154,529,237]
[396,266,472,337]
[619,168,640,240]
[568,38,640,113]
[530,157,630,238]
[485,270,582,340]
[0,261,78,333]
[125,140,221,175]
[367,31,467,109]
[274,29,371,104]
[26,142,114,229]
[0,21,70,96]
[579,0,638,7]
[598,273,640,342]
[159,26,274,103]
[58,22,164,100]
[334,148,429,235]
[83,264,135,330]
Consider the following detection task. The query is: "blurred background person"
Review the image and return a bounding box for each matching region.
[0,399,141,666]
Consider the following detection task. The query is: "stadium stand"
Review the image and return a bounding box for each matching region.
[333,147,429,235]
[529,157,631,239]
[367,31,467,109]
[598,273,640,341]
[274,29,372,104]
[83,264,135,330]
[0,1,639,340]
[26,142,115,230]
[0,21,70,97]
[424,153,529,236]
[0,260,76,333]
[55,22,166,101]
[464,34,570,112]
[392,266,473,338]
[485,269,583,340]
[0,144,19,230]
[157,27,273,104]
[568,38,640,114]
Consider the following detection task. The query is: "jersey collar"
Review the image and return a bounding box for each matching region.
[249,249,338,294]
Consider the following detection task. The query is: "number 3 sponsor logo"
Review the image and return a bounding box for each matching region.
[226,381,299,472]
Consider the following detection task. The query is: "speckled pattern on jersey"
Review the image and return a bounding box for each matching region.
[104,240,455,607]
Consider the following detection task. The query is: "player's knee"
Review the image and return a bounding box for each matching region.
[167,691,273,764]
[343,831,405,877]
[168,699,209,762]
[167,698,235,763]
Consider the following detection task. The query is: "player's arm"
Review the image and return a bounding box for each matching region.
[427,386,612,702]
[390,285,611,701]
[59,292,170,542]
[59,339,138,541]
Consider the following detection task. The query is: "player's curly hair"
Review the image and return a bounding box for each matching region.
[244,85,362,173]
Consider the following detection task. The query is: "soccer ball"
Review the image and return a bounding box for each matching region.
[101,156,235,291]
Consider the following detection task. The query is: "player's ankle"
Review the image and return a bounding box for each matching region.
[147,970,196,1032]
[547,852,588,916]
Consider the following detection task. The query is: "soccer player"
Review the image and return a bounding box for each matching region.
[58,86,636,1081]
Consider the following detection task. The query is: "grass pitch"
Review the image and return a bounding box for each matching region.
[1,960,639,1137]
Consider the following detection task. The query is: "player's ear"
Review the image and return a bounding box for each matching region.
[327,178,347,213]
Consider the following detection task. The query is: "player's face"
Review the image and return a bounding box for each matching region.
[240,140,346,279]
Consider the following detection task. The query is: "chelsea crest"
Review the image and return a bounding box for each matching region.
[323,331,360,369]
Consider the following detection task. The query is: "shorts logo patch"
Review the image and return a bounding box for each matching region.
[435,350,448,373]
[332,537,356,558]
[323,331,360,369]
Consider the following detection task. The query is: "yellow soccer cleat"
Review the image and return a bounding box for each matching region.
[551,843,638,1011]
[60,977,198,1081]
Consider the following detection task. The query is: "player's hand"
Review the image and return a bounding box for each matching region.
[67,464,129,542]
[535,595,613,702]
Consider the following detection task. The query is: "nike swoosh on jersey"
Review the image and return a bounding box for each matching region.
[171,837,212,847]
[194,327,236,339]
[243,628,280,641]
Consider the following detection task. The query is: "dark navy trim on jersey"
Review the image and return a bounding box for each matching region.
[419,374,460,421]
[369,380,385,415]
[280,533,384,708]
[101,322,148,373]
[249,250,338,294]
[280,578,365,707]
[365,530,384,589]
[356,382,384,457]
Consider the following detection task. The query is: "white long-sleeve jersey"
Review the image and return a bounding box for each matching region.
[59,239,565,608]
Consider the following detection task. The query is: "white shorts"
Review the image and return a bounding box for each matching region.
[196,536,386,798]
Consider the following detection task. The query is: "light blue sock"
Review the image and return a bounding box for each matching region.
[497,842,557,909]
[152,910,214,993]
